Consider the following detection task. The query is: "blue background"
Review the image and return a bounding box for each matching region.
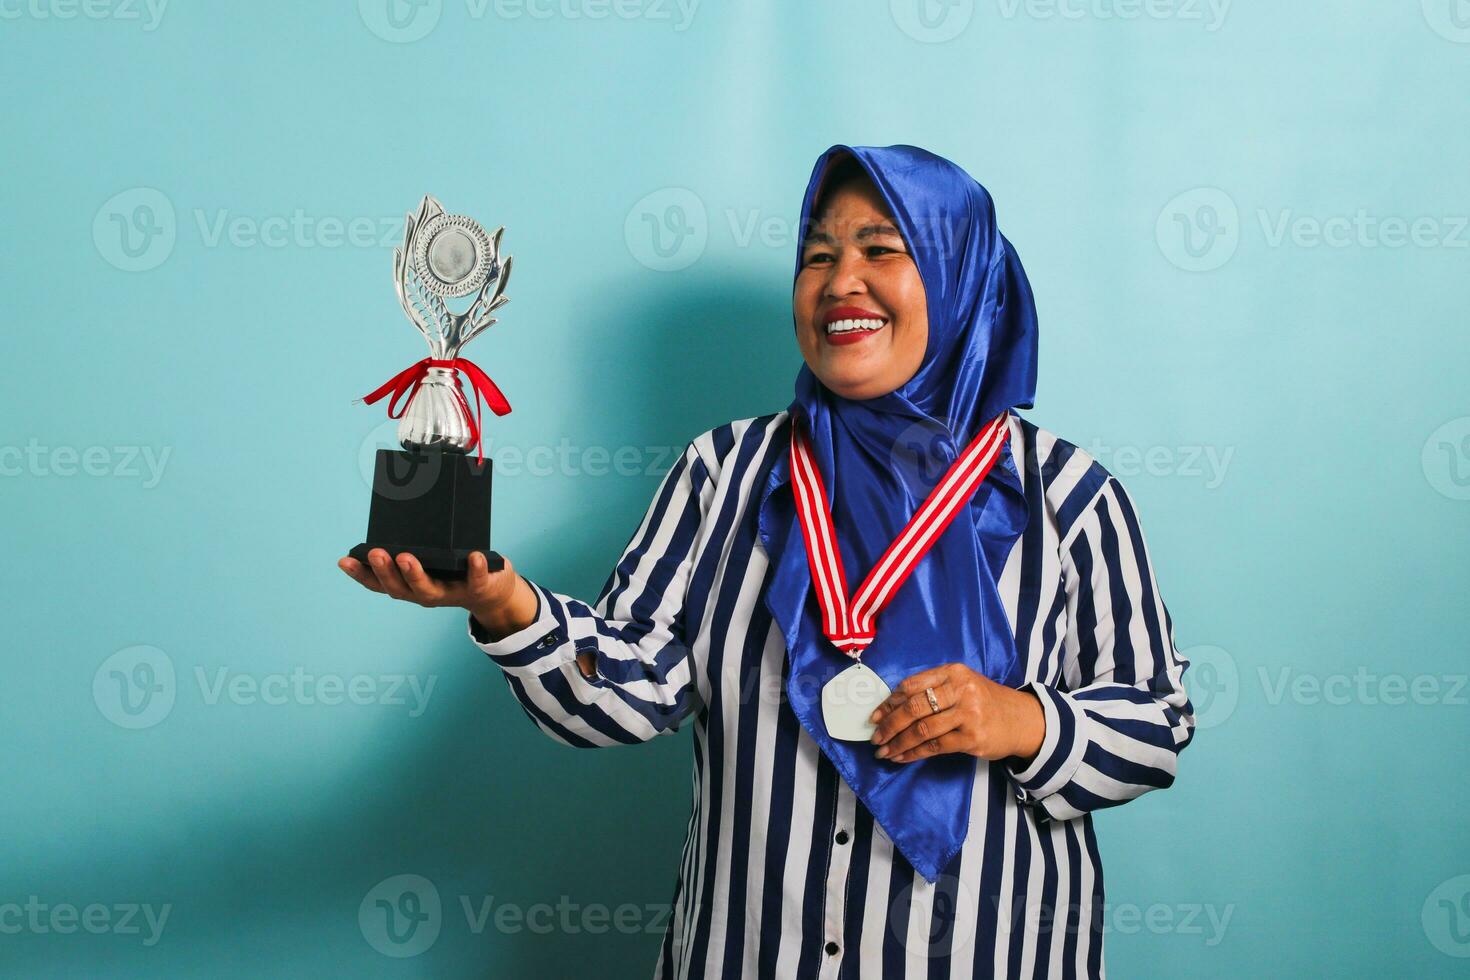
[3,1,1468,976]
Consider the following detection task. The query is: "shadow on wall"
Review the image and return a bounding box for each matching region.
[567,267,797,454]
[531,266,798,592]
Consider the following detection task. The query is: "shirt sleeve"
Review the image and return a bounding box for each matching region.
[1006,476,1197,822]
[466,439,714,748]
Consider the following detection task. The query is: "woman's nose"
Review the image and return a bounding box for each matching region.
[823,253,868,298]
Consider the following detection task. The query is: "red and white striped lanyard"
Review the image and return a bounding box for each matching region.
[789,410,1012,659]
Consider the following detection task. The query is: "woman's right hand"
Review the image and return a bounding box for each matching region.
[337,549,539,642]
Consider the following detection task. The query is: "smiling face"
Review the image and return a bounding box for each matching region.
[793,169,928,400]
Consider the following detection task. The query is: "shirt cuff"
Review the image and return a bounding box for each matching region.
[1006,681,1089,820]
[465,580,576,678]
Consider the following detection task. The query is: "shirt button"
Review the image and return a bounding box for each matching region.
[824,941,839,955]
[834,830,850,845]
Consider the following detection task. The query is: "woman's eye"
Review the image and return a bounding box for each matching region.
[801,244,904,265]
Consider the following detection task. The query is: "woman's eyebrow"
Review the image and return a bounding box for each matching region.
[802,223,904,246]
[855,223,903,239]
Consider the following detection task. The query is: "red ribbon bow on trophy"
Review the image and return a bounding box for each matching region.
[360,356,511,461]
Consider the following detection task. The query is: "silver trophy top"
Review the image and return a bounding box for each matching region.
[391,196,513,453]
[393,195,512,360]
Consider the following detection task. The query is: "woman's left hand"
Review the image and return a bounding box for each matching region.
[868,663,1046,765]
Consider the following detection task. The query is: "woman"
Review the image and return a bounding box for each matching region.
[340,144,1196,978]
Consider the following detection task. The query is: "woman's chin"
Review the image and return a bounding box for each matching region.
[818,371,900,401]
[803,340,910,400]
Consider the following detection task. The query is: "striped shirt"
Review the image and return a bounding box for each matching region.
[468,410,1196,978]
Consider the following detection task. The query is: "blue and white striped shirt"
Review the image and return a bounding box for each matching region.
[469,410,1195,978]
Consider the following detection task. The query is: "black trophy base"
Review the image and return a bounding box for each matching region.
[351,449,506,580]
[347,543,504,580]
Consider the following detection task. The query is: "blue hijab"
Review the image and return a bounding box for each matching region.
[756,144,1039,883]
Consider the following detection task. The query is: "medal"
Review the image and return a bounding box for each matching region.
[790,410,1011,741]
[821,661,893,740]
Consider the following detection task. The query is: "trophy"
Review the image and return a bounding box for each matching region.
[349,195,513,578]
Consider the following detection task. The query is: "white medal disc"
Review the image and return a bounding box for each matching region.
[821,662,893,741]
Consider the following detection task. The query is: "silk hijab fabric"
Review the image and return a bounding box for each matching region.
[756,144,1040,883]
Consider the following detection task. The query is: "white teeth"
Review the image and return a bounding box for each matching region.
[825,317,886,334]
